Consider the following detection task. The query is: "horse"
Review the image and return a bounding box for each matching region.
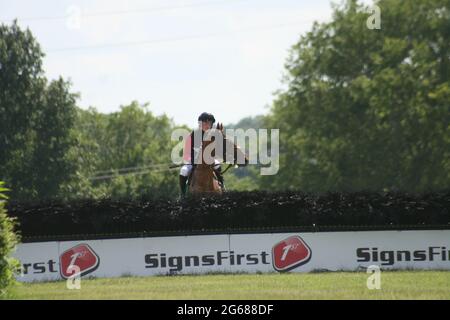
[188,127,248,197]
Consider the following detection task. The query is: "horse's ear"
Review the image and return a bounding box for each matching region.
[217,123,224,133]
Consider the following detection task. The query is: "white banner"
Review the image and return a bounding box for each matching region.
[13,230,450,282]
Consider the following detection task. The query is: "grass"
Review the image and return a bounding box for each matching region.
[13,271,450,300]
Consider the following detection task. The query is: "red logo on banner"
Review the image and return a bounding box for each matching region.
[272,236,312,272]
[60,244,100,279]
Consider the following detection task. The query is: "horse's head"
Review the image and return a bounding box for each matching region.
[201,128,248,166]
[200,128,223,164]
[189,128,223,196]
[189,127,249,197]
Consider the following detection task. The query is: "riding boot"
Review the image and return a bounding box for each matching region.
[179,175,188,199]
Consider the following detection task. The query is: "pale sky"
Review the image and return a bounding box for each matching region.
[0,0,345,126]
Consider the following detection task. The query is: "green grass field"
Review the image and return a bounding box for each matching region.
[12,271,450,300]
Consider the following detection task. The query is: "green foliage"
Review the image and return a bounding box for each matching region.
[0,22,78,201]
[263,0,450,192]
[225,166,261,192]
[0,22,182,201]
[226,115,265,131]
[2,0,450,200]
[0,182,20,299]
[224,116,266,192]
[31,78,78,199]
[65,102,180,200]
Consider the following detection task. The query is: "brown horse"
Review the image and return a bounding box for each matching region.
[188,128,247,196]
[189,162,222,195]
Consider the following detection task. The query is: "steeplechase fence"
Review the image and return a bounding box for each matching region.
[8,191,450,282]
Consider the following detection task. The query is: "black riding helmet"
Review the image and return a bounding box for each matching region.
[198,112,216,124]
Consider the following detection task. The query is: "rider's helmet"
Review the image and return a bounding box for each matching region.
[198,112,216,124]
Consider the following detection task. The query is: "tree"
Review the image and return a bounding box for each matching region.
[263,0,450,192]
[66,102,180,200]
[0,182,19,299]
[100,102,178,199]
[0,22,78,200]
[31,78,78,199]
[0,21,45,199]
[225,116,265,191]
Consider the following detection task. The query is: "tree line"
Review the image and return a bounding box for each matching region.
[1,0,449,202]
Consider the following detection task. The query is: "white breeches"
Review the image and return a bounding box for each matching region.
[180,160,221,177]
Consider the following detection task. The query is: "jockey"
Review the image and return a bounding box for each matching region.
[179,112,224,198]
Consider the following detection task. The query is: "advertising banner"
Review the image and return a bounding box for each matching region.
[14,230,450,282]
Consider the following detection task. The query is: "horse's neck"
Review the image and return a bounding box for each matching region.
[194,164,214,179]
[191,165,215,187]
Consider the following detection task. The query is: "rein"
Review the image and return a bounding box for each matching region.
[221,163,235,175]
